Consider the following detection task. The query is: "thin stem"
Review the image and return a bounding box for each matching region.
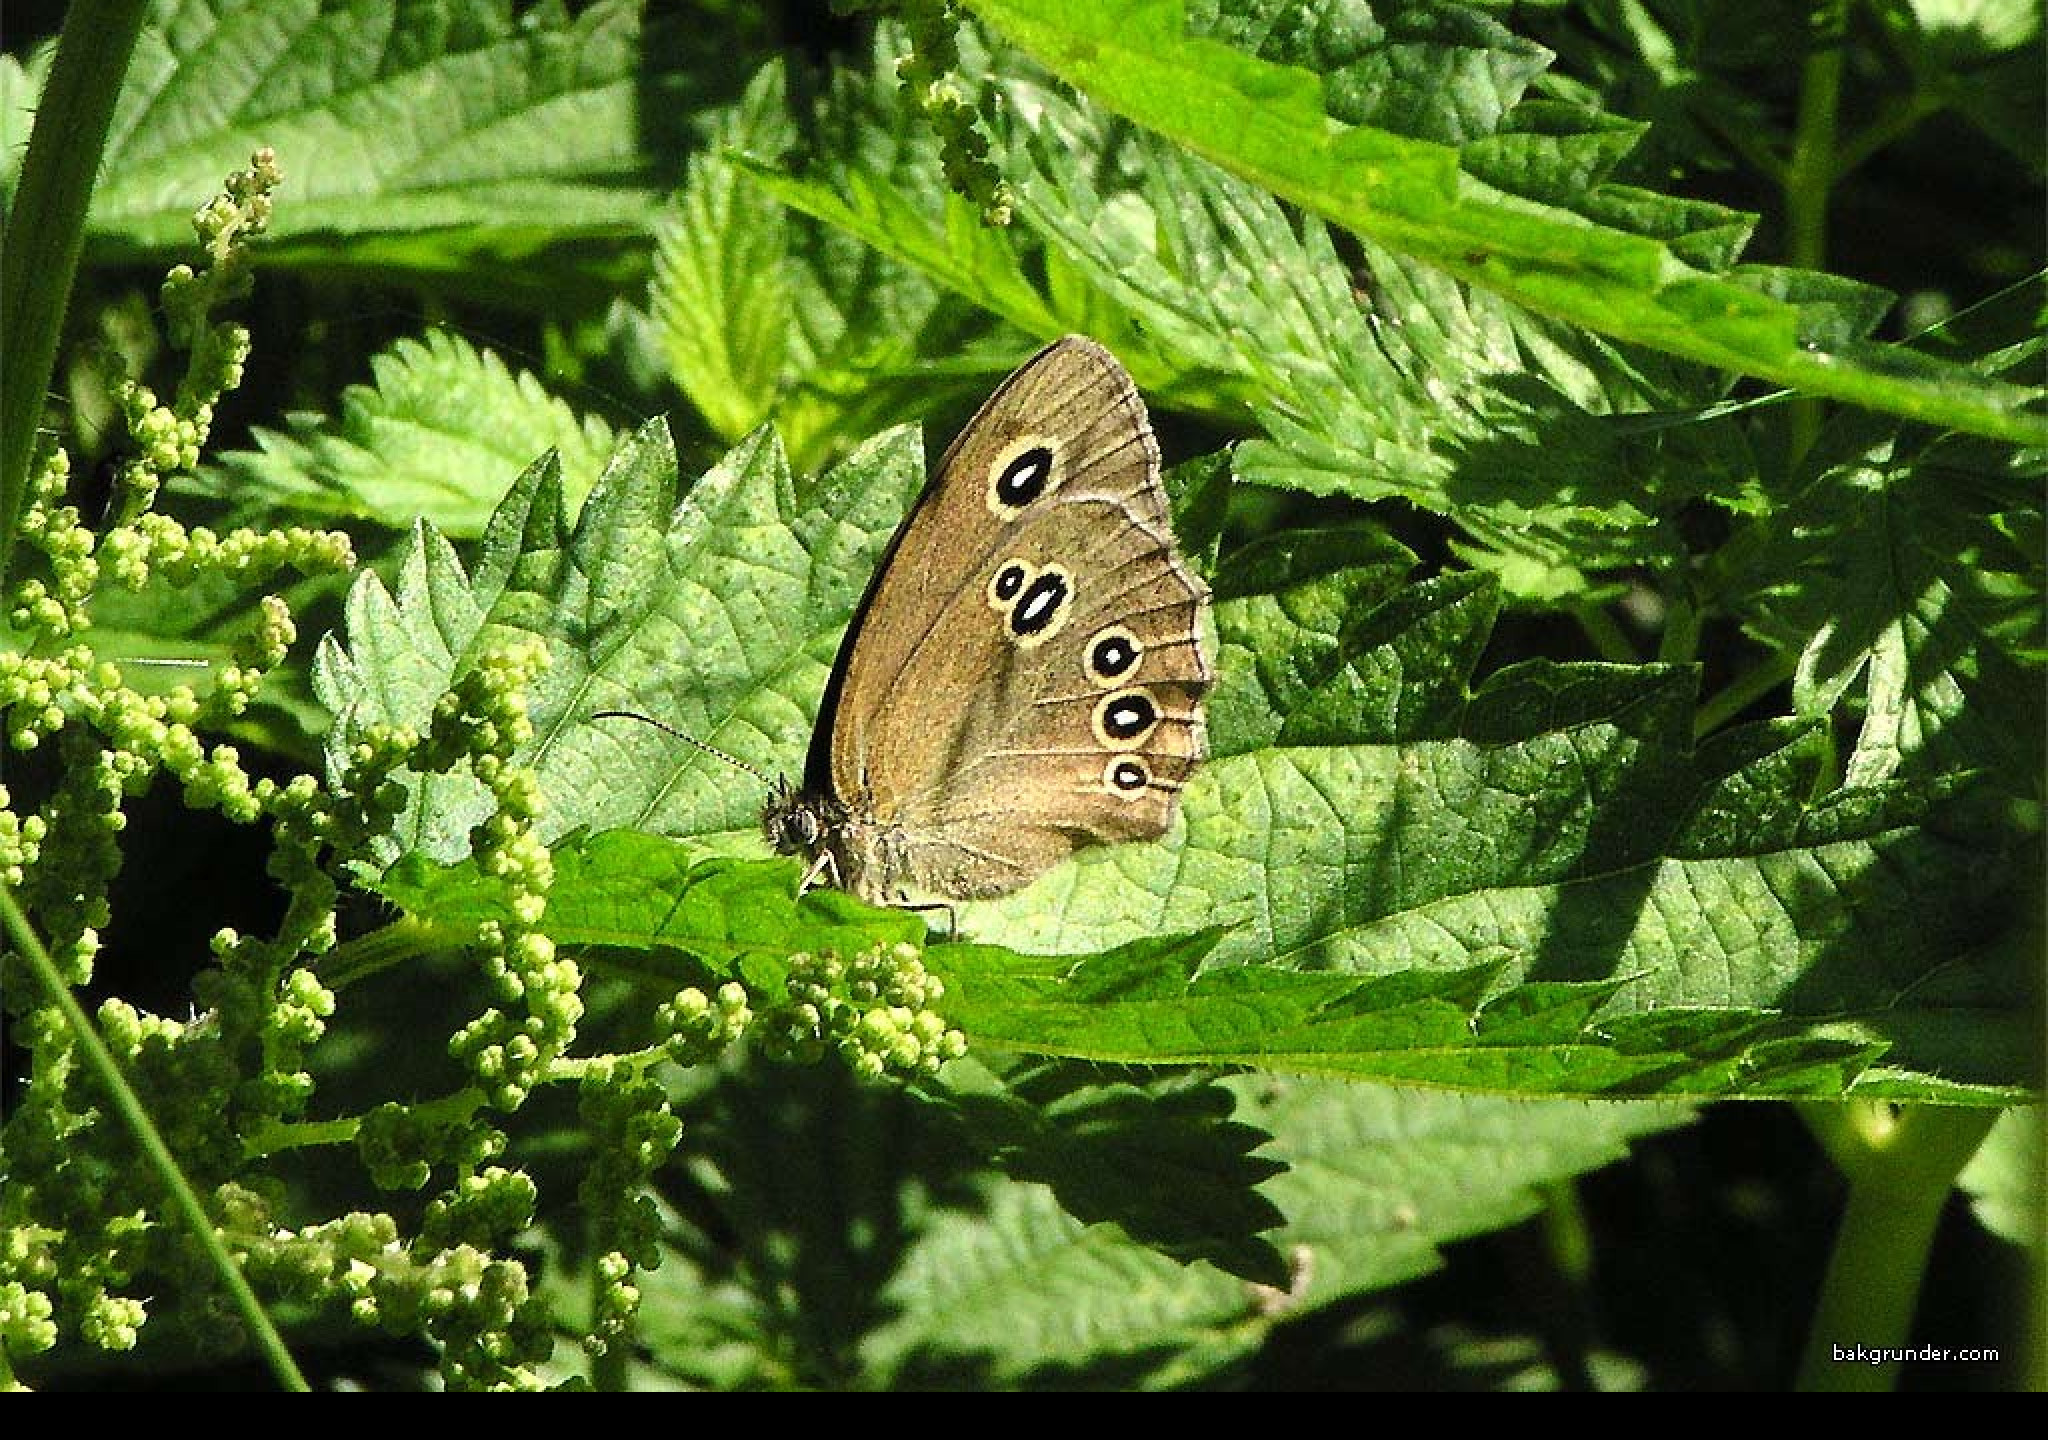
[1656,576,1701,667]
[0,0,152,592]
[1539,1179,1594,1287]
[1782,1,1849,464]
[0,887,310,1392]
[316,913,461,989]
[1834,89,1944,181]
[1571,600,1639,665]
[1694,651,1796,739]
[1794,1102,1999,1392]
[588,1256,631,1392]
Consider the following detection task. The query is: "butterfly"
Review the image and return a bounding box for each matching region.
[760,336,1212,904]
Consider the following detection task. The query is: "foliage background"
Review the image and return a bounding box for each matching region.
[0,0,2040,1391]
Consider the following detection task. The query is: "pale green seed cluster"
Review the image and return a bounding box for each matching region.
[898,0,1014,226]
[99,513,354,592]
[225,1182,549,1391]
[0,1283,58,1377]
[425,640,573,1111]
[0,785,46,885]
[575,1063,683,1353]
[0,1181,151,1375]
[589,1251,639,1354]
[764,941,968,1079]
[0,146,396,1384]
[658,980,755,1064]
[355,1101,508,1195]
[10,449,95,635]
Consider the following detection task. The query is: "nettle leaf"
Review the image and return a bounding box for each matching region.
[187,330,619,537]
[742,35,1751,598]
[1819,434,2040,791]
[651,42,1027,471]
[962,0,2047,443]
[73,0,716,279]
[862,1078,1690,1387]
[319,415,2030,1101]
[964,545,2030,1101]
[1011,116,1746,591]
[626,1055,1670,1389]
[370,833,923,990]
[315,417,924,872]
[1724,326,2046,797]
[939,1053,1291,1283]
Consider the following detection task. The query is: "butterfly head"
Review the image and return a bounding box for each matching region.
[761,776,826,856]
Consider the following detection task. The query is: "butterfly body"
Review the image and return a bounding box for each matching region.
[764,337,1211,904]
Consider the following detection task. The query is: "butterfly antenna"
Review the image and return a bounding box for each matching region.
[588,709,775,787]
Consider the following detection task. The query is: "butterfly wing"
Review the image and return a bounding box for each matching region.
[817,336,1211,899]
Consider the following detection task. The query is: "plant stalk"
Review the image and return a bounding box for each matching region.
[1782,1,1848,464]
[1795,1101,1998,1392]
[0,0,152,592]
[0,888,311,1391]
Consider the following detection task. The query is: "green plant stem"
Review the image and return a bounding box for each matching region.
[588,1254,631,1392]
[1782,1,1847,465]
[0,0,151,593]
[1539,1179,1594,1287]
[1694,651,1796,739]
[0,887,311,1392]
[1794,1101,1998,1392]
[1656,578,1701,666]
[1570,600,1638,664]
[318,913,461,989]
[1834,89,1943,181]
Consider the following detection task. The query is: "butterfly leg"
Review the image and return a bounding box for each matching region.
[796,849,840,898]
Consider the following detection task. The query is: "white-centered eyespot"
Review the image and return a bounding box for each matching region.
[1082,625,1143,685]
[1092,687,1160,749]
[1103,754,1151,798]
[986,558,1033,610]
[985,435,1065,517]
[1005,563,1073,648]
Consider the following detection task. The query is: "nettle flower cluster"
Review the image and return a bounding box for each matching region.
[895,0,1014,225]
[1,148,979,1391]
[0,152,582,1391]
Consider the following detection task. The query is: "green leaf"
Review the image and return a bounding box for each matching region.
[961,0,2048,443]
[315,417,924,871]
[965,562,2029,1100]
[939,1054,1291,1284]
[923,943,1892,1099]
[75,0,721,281]
[861,1077,1690,1386]
[318,409,2031,1100]
[748,41,1755,597]
[653,43,1023,469]
[370,834,923,988]
[1017,123,1743,579]
[188,330,619,537]
[652,62,800,444]
[1722,371,2045,796]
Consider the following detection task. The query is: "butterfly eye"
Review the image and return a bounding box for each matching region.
[986,438,1062,516]
[1093,688,1160,747]
[1103,756,1151,797]
[1083,627,1142,683]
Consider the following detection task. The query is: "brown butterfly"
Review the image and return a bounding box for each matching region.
[761,336,1212,903]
